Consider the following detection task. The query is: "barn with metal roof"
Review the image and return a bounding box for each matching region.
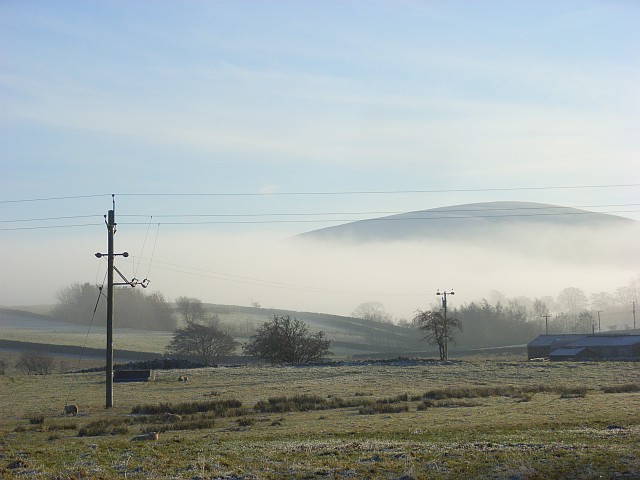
[527,334,640,361]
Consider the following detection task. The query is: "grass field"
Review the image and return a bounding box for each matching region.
[1,360,639,479]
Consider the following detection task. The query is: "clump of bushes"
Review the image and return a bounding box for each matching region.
[253,394,372,413]
[28,415,45,425]
[421,384,589,401]
[78,419,130,437]
[132,399,244,417]
[254,394,331,413]
[254,393,414,415]
[417,399,480,410]
[602,383,640,394]
[559,387,588,398]
[359,403,409,415]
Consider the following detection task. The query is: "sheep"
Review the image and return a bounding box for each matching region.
[64,404,78,416]
[163,413,182,422]
[178,375,189,382]
[131,432,159,441]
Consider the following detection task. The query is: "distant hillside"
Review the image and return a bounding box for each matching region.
[0,306,426,358]
[206,304,424,355]
[296,201,637,243]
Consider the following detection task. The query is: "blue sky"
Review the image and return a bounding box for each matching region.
[1,1,638,316]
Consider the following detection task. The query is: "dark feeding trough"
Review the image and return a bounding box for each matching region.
[113,369,153,383]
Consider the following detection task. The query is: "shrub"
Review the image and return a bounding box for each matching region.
[421,384,559,401]
[15,351,56,375]
[254,394,328,413]
[244,315,331,364]
[558,386,588,398]
[359,403,409,415]
[253,394,368,413]
[78,419,130,437]
[602,383,640,394]
[132,399,243,416]
[28,415,45,425]
[418,399,480,410]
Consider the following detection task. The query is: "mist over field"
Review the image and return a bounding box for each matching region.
[1,211,637,321]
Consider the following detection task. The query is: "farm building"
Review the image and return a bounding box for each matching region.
[527,334,640,361]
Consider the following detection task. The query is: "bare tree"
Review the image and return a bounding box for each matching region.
[352,301,393,324]
[590,292,614,311]
[175,296,207,325]
[615,286,634,305]
[15,350,56,375]
[244,315,331,364]
[557,287,588,313]
[166,322,238,366]
[413,309,462,360]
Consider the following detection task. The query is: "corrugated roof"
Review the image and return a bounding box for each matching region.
[527,334,586,347]
[568,335,640,347]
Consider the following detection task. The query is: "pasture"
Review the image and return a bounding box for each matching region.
[1,360,639,479]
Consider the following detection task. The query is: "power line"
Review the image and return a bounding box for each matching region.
[1,183,638,203]
[116,203,640,218]
[0,194,110,204]
[0,223,103,231]
[2,207,638,231]
[117,209,640,225]
[2,203,639,225]
[116,183,640,197]
[0,215,102,223]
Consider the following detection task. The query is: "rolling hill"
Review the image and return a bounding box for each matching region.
[296,201,637,243]
[0,306,427,361]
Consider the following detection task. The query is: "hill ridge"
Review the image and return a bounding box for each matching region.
[296,201,637,242]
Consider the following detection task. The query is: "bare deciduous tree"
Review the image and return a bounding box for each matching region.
[352,301,393,324]
[166,322,238,366]
[244,315,331,364]
[15,350,56,375]
[557,287,588,313]
[175,296,207,325]
[413,309,462,360]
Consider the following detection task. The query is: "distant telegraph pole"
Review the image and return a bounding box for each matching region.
[95,196,149,409]
[540,314,551,334]
[436,289,454,360]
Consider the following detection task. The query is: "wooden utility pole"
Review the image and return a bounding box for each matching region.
[541,314,551,334]
[437,289,455,360]
[95,197,147,409]
[106,209,115,409]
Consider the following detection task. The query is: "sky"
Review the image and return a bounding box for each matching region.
[1,1,639,320]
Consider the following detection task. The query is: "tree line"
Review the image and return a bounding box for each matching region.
[48,277,638,366]
[52,283,176,331]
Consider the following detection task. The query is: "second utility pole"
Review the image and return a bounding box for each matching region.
[105,208,115,409]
